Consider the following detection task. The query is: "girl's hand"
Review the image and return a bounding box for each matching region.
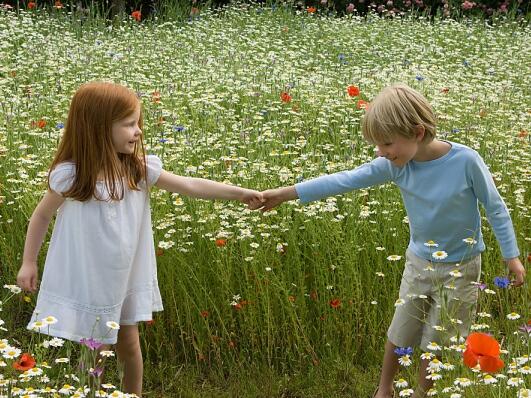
[17,262,39,293]
[241,189,264,209]
[506,257,526,287]
[260,186,298,212]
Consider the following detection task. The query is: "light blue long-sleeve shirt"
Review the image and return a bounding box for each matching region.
[295,141,520,262]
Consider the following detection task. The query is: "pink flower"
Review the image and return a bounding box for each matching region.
[346,3,355,12]
[462,1,475,10]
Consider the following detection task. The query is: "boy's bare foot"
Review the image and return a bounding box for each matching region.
[373,388,395,398]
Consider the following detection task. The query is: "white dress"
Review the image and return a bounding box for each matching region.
[28,155,164,344]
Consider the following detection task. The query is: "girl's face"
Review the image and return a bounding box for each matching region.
[111,106,142,155]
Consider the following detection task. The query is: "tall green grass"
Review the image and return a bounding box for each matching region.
[0,4,529,396]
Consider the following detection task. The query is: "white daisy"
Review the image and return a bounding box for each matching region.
[454,378,473,387]
[387,254,402,261]
[426,342,442,351]
[483,375,498,384]
[424,240,439,247]
[507,312,521,320]
[398,355,413,367]
[394,298,405,307]
[508,378,524,387]
[432,251,448,260]
[395,378,408,388]
[42,316,58,325]
[106,321,120,330]
[517,389,531,398]
[462,237,477,245]
[29,320,46,330]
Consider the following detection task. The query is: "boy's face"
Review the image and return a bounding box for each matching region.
[374,134,421,167]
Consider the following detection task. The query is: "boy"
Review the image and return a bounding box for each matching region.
[253,84,525,398]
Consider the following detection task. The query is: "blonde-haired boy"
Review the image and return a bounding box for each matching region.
[254,83,525,398]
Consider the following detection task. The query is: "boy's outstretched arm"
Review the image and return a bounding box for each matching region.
[259,186,298,211]
[155,170,263,207]
[506,257,526,287]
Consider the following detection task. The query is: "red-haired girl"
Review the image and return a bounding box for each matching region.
[16,81,262,395]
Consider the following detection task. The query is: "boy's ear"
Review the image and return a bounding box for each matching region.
[414,125,425,141]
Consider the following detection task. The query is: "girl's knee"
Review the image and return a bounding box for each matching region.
[116,325,141,358]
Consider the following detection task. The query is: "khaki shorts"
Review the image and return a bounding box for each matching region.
[387,249,481,351]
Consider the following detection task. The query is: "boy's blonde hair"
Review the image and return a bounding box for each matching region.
[362,84,436,144]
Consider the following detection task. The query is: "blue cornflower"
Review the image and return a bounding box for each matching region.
[493,276,510,288]
[394,346,413,356]
[463,60,470,67]
[56,122,64,129]
[452,128,460,133]
[415,75,424,82]
[173,125,186,132]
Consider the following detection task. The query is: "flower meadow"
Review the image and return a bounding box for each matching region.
[0,4,529,397]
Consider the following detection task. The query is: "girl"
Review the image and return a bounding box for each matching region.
[16,81,263,395]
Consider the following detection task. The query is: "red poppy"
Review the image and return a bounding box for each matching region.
[329,298,341,309]
[37,119,46,129]
[519,130,528,139]
[155,248,164,256]
[280,92,292,103]
[190,7,200,15]
[307,6,317,13]
[347,85,360,97]
[463,332,504,373]
[215,238,227,247]
[146,319,155,326]
[27,2,36,9]
[356,99,368,110]
[288,295,296,302]
[131,10,141,21]
[151,91,161,103]
[13,353,36,371]
[200,310,209,318]
[441,87,450,94]
[54,0,63,8]
[309,290,318,301]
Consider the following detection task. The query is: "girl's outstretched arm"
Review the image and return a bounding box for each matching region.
[17,190,65,292]
[155,170,263,207]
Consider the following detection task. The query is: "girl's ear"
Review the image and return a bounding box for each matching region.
[414,125,425,142]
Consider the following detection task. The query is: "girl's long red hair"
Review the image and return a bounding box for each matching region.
[49,82,146,201]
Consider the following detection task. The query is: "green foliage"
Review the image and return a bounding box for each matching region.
[0,3,529,396]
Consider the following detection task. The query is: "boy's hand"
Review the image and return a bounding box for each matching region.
[241,189,264,209]
[506,257,525,287]
[260,186,298,212]
[17,261,39,293]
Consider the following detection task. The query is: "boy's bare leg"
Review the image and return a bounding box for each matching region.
[374,340,399,398]
[412,356,436,398]
[115,324,143,396]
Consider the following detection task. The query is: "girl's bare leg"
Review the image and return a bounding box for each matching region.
[115,324,143,396]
